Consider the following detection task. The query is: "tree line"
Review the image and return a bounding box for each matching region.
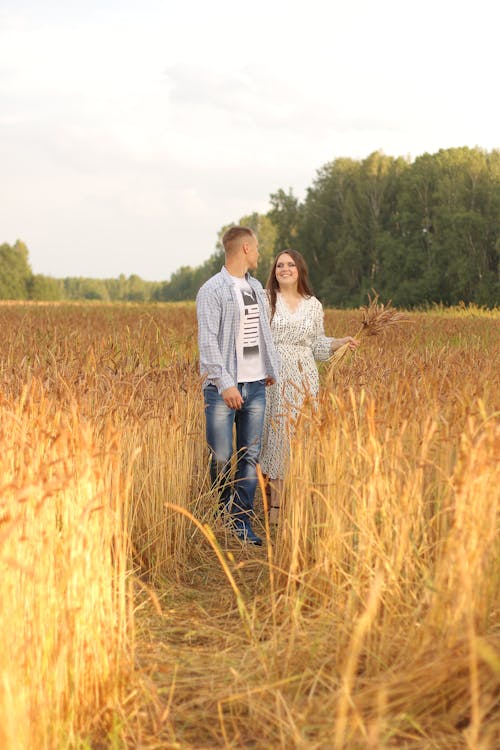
[2,147,499,307]
[0,240,164,302]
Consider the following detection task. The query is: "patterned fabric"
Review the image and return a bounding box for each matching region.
[260,294,333,479]
[196,266,279,394]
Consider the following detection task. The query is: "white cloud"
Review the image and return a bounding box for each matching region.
[1,0,499,281]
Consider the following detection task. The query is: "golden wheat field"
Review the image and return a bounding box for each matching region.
[0,300,499,750]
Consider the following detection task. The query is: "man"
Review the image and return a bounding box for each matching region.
[196,226,279,545]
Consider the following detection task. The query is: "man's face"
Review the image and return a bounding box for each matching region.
[245,234,260,270]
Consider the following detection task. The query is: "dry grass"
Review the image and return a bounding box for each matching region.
[0,300,499,749]
[0,383,131,748]
[327,290,412,378]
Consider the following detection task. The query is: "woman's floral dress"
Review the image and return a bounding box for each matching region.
[260,294,333,480]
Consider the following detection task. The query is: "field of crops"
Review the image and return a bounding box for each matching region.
[1,301,499,749]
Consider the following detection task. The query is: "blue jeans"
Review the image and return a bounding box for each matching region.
[204,380,266,521]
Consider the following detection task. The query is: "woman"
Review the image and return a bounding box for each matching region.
[260,250,358,521]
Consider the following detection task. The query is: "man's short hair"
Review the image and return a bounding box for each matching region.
[222,226,255,253]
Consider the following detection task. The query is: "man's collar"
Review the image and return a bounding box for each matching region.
[221,265,250,282]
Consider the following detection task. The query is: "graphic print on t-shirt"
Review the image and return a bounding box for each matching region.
[232,274,265,382]
[240,288,259,359]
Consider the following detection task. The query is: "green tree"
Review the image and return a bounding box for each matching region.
[105,274,129,301]
[268,188,301,250]
[0,240,32,299]
[353,151,408,291]
[63,277,110,300]
[28,274,63,301]
[396,147,500,305]
[161,266,200,301]
[298,157,361,305]
[125,274,147,302]
[397,151,442,303]
[434,147,500,304]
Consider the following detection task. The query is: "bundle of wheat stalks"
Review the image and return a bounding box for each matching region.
[327,291,411,377]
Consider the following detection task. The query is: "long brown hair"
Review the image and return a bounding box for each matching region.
[266,249,314,321]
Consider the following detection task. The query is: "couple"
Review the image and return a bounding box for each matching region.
[196,226,357,546]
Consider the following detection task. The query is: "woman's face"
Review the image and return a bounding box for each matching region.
[275,253,299,289]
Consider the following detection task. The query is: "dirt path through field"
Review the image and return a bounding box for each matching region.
[129,538,272,749]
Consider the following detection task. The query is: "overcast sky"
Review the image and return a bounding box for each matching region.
[1,0,498,281]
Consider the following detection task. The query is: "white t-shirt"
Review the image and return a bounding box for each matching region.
[231,275,266,382]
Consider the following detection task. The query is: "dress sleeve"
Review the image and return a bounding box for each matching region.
[310,298,333,361]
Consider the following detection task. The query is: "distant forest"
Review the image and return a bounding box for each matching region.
[2,147,499,307]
